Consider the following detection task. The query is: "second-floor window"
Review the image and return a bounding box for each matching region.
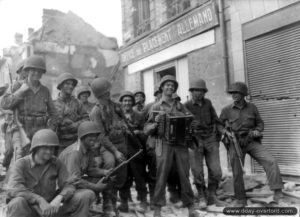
[133,0,150,37]
[166,0,190,19]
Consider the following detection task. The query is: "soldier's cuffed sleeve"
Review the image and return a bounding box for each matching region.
[7,159,45,204]
[90,107,118,154]
[56,159,76,201]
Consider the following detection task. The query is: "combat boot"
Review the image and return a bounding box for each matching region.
[169,191,180,203]
[102,190,115,217]
[117,199,129,212]
[187,203,197,217]
[207,184,228,207]
[273,189,283,204]
[136,199,148,213]
[231,199,247,207]
[196,186,207,209]
[153,206,162,217]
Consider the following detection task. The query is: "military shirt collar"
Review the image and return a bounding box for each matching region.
[29,154,55,168]
[192,98,205,106]
[58,93,75,102]
[232,100,248,109]
[76,140,87,155]
[159,96,175,106]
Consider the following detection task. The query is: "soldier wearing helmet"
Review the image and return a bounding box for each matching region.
[141,86,161,209]
[219,82,283,207]
[184,78,227,208]
[90,77,127,216]
[144,75,197,217]
[144,85,162,119]
[76,85,95,114]
[6,129,95,217]
[118,91,148,213]
[1,60,27,170]
[133,90,146,113]
[54,73,89,153]
[59,121,108,194]
[1,55,59,161]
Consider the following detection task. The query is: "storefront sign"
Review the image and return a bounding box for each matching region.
[120,1,219,66]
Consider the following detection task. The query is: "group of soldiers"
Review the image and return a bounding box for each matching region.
[0,55,284,217]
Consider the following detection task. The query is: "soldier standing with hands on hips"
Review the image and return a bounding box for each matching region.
[144,75,197,217]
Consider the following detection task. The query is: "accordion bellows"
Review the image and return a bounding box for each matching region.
[156,113,193,144]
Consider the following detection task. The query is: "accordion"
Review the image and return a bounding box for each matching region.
[156,113,193,143]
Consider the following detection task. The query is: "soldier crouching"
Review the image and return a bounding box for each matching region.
[59,121,108,197]
[144,75,197,217]
[6,129,95,217]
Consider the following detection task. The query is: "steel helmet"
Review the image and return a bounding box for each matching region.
[189,79,208,92]
[23,55,46,72]
[78,121,101,139]
[91,77,112,97]
[30,129,59,152]
[119,90,135,104]
[57,73,78,90]
[227,82,248,96]
[154,85,162,96]
[159,75,178,92]
[133,90,145,99]
[77,85,91,99]
[15,60,25,74]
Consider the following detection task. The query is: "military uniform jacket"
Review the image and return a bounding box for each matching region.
[90,100,126,154]
[54,95,89,142]
[1,81,58,138]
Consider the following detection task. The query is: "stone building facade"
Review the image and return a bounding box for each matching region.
[120,0,300,180]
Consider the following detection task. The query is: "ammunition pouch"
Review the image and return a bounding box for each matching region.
[19,115,48,128]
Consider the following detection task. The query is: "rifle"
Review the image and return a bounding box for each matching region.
[99,149,143,183]
[8,65,31,162]
[222,125,244,170]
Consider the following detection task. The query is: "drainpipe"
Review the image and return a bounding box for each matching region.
[218,0,230,89]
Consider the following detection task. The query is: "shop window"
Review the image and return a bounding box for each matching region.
[133,0,151,37]
[166,0,191,19]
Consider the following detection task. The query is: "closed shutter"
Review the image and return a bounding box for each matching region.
[245,22,300,177]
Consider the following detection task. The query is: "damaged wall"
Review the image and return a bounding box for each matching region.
[3,9,124,99]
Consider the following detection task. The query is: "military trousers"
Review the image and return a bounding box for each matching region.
[228,140,283,200]
[189,134,222,191]
[119,145,148,202]
[167,163,181,197]
[153,142,194,207]
[7,189,95,217]
[145,148,156,200]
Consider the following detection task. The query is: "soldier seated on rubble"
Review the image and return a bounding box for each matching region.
[6,129,95,217]
[59,121,109,193]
